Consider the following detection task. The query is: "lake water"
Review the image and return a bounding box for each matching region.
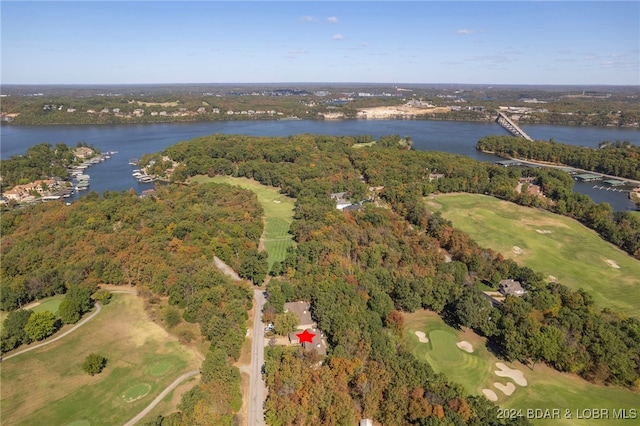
[1,120,638,211]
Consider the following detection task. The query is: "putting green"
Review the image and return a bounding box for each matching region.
[148,360,173,377]
[31,298,63,315]
[122,383,152,403]
[429,330,463,364]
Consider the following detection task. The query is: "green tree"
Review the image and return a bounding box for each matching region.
[82,353,107,375]
[273,311,299,335]
[164,306,181,328]
[58,298,82,324]
[23,311,58,341]
[0,309,33,352]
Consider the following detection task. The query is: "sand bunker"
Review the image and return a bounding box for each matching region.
[495,362,528,386]
[273,200,281,203]
[606,259,620,269]
[513,246,523,255]
[536,229,552,234]
[456,341,473,353]
[494,382,516,396]
[482,389,498,401]
[414,331,429,343]
[548,275,557,282]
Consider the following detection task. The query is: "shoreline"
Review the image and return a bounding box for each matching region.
[3,115,640,129]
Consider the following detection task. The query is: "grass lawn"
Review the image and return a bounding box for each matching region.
[405,310,640,426]
[428,194,640,318]
[0,294,202,426]
[191,176,295,268]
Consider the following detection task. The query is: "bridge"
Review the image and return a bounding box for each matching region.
[495,112,533,141]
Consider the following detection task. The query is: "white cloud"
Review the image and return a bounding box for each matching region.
[332,34,344,41]
[456,29,476,35]
[300,15,317,22]
[327,16,339,24]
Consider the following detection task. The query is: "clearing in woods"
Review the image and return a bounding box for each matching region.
[404,309,640,426]
[428,193,640,318]
[191,176,295,269]
[0,294,201,426]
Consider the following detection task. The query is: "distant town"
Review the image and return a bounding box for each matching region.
[2,83,639,127]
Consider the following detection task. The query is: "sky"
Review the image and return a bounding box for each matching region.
[1,1,639,85]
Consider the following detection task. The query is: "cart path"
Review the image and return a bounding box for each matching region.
[123,370,200,426]
[2,302,102,362]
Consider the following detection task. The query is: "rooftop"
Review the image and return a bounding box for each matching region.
[284,301,314,328]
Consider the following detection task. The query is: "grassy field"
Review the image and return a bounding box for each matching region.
[427,194,640,318]
[405,310,640,426]
[0,294,202,426]
[191,176,295,268]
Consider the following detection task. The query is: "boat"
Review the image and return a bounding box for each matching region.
[138,176,155,183]
[129,158,139,165]
[132,171,143,178]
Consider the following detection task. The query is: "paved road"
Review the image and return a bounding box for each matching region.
[248,289,267,426]
[122,369,200,426]
[2,302,102,362]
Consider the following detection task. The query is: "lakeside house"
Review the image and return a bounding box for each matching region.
[2,179,59,202]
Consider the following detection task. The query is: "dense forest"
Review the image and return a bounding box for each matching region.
[477,135,640,181]
[3,134,640,424]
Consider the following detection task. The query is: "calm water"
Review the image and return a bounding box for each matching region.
[1,120,638,211]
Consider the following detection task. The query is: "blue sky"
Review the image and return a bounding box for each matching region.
[1,1,638,85]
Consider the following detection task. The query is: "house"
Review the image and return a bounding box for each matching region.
[284,301,314,329]
[499,279,526,297]
[288,328,327,356]
[302,328,327,356]
[330,192,352,210]
[74,147,94,159]
[197,107,206,114]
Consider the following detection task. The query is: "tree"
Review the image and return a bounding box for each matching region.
[273,311,299,335]
[58,298,82,324]
[1,309,33,352]
[23,311,58,341]
[82,353,107,375]
[164,306,182,328]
